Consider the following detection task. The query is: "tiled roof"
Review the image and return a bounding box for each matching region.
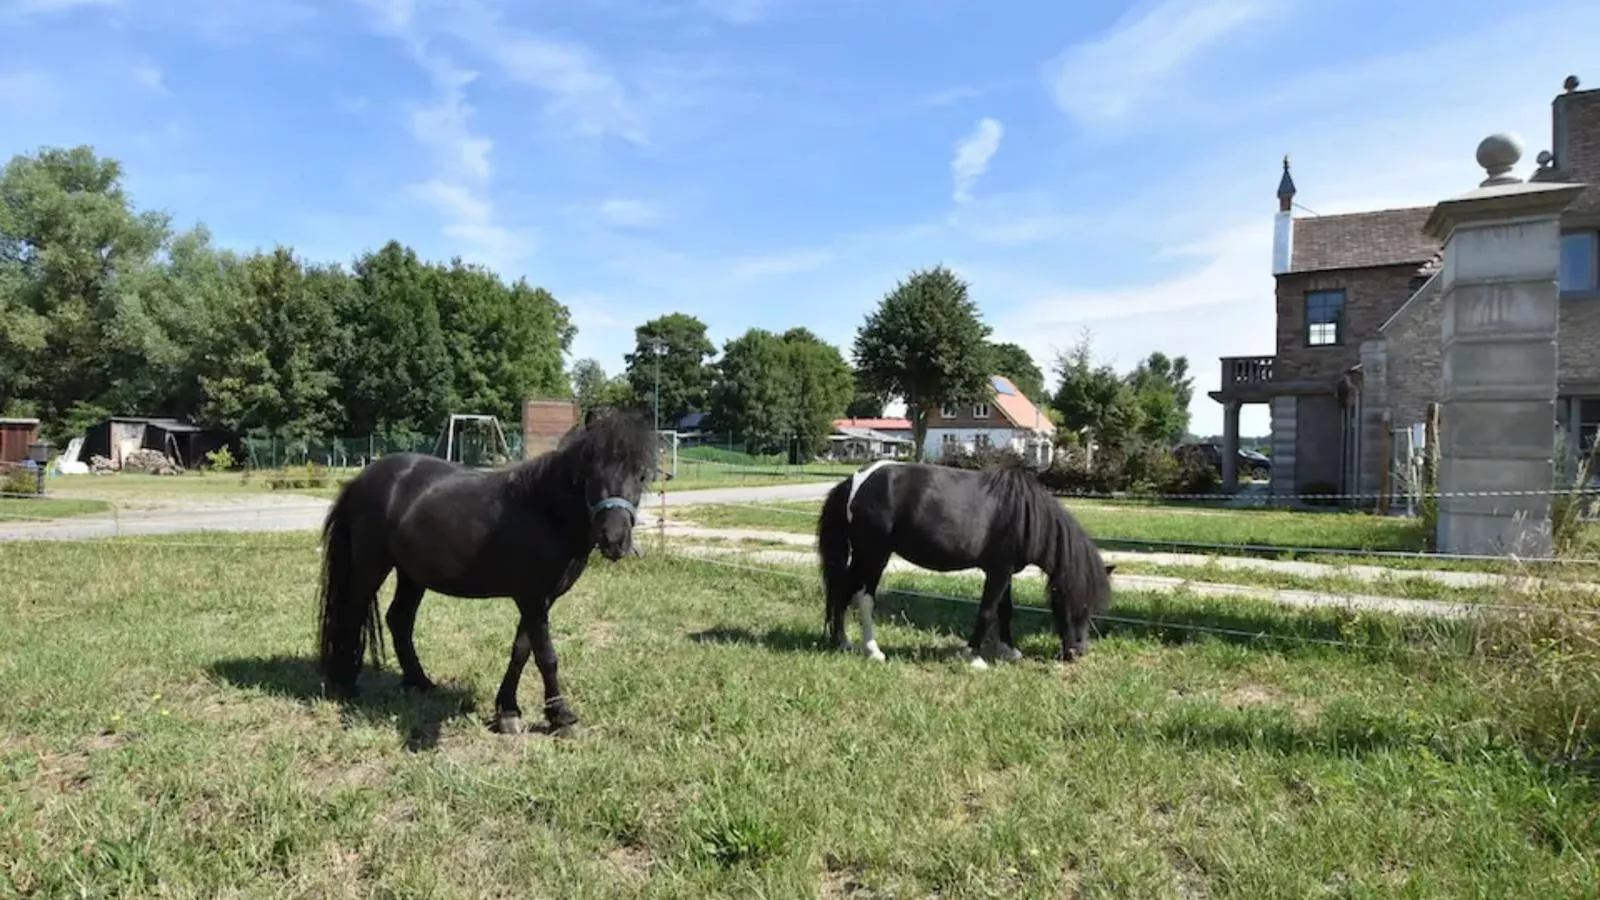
[989,375,1054,434]
[1290,206,1442,273]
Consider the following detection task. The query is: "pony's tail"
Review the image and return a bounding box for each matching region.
[817,477,853,643]
[316,487,384,695]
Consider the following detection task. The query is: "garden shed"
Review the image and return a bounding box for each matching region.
[0,418,41,464]
[81,416,238,470]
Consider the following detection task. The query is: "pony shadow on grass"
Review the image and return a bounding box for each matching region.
[208,655,480,753]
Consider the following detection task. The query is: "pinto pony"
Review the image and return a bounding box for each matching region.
[817,459,1114,668]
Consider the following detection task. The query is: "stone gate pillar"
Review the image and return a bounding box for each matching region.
[1425,134,1586,556]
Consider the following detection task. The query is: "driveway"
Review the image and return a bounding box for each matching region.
[0,480,836,542]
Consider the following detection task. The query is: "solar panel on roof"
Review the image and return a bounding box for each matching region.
[990,376,1015,395]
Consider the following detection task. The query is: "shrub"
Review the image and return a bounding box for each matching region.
[936,444,1027,471]
[205,446,235,473]
[2,465,39,496]
[1169,444,1221,496]
[1122,444,1179,495]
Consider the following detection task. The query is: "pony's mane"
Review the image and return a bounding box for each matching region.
[979,458,1111,615]
[506,409,656,498]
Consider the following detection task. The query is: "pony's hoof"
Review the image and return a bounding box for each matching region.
[491,714,526,735]
[956,647,990,671]
[863,641,886,662]
[997,644,1023,663]
[546,704,579,731]
[836,640,854,654]
[324,681,359,702]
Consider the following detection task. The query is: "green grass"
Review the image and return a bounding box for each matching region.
[673,500,1600,577]
[653,460,857,493]
[0,496,113,521]
[4,533,1600,896]
[676,499,1428,550]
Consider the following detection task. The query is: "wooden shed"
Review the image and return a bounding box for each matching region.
[81,416,238,469]
[0,418,41,464]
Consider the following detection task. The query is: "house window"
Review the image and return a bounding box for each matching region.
[1560,231,1598,295]
[941,433,960,450]
[974,433,992,449]
[973,403,990,419]
[1305,289,1345,346]
[939,404,957,418]
[1582,398,1600,455]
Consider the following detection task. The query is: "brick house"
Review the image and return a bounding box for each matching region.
[1210,76,1600,500]
[923,375,1056,467]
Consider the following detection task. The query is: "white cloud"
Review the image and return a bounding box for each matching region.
[446,20,647,145]
[1043,0,1281,127]
[920,85,982,108]
[131,62,166,93]
[599,198,665,229]
[0,70,55,109]
[697,0,776,24]
[951,117,1003,204]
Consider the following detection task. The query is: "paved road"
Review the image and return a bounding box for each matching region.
[0,480,836,543]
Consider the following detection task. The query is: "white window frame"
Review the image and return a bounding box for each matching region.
[940,404,957,419]
[972,402,990,419]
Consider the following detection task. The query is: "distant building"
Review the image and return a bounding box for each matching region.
[828,417,914,461]
[922,375,1056,468]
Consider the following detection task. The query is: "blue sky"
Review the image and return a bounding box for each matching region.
[4,0,1598,436]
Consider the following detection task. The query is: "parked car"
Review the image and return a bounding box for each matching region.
[1173,442,1271,480]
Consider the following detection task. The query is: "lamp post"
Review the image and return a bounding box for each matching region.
[650,337,668,434]
[26,437,53,496]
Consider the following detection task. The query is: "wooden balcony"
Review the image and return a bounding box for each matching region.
[1209,356,1277,403]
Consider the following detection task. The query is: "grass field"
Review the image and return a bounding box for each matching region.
[4,533,1600,897]
[676,499,1429,551]
[673,499,1600,573]
[0,496,113,521]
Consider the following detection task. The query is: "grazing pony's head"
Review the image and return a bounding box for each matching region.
[981,459,1114,660]
[556,409,657,560]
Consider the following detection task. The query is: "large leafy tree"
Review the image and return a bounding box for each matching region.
[434,260,573,425]
[853,265,992,460]
[334,241,451,437]
[708,328,794,454]
[0,145,173,430]
[781,327,853,457]
[844,372,887,418]
[195,247,341,436]
[624,312,716,426]
[985,341,1047,404]
[1050,332,1144,448]
[1125,351,1194,445]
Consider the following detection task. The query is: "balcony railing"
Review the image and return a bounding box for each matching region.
[1221,355,1275,386]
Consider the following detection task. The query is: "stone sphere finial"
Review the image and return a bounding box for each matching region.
[1476,132,1523,186]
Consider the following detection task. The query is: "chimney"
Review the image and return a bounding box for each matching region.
[1272,155,1296,275]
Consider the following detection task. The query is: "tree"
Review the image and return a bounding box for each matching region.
[781,327,854,458]
[571,358,610,417]
[0,145,173,431]
[195,247,341,436]
[336,241,452,437]
[624,313,716,426]
[844,376,886,419]
[985,341,1047,404]
[708,328,794,454]
[434,260,574,426]
[1050,332,1143,448]
[1125,352,1194,445]
[853,265,993,460]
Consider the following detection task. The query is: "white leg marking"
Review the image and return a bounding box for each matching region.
[856,592,886,661]
[956,646,990,671]
[998,643,1023,663]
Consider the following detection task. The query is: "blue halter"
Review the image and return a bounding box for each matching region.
[590,496,637,522]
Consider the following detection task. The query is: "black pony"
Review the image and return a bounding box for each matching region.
[817,459,1114,668]
[316,410,656,734]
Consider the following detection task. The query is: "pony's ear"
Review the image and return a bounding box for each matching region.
[1104,564,1117,575]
